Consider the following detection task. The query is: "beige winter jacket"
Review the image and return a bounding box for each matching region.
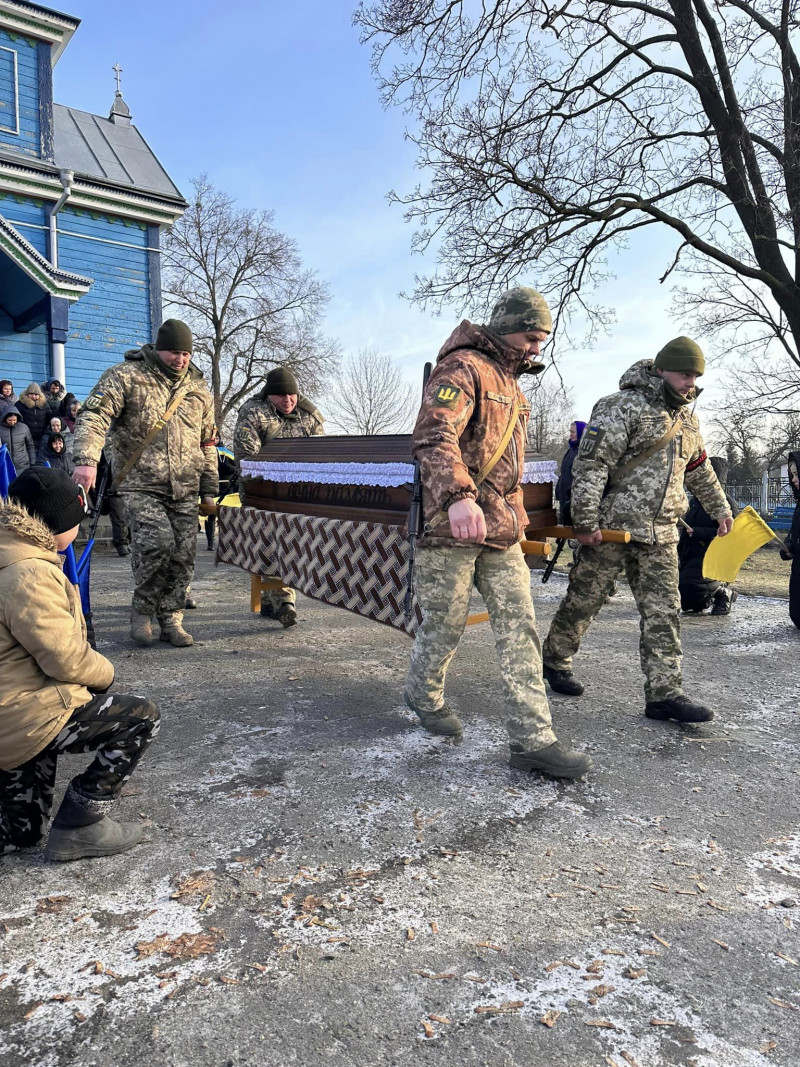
[0,503,114,770]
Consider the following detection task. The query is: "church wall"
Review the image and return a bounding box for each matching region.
[0,29,41,159]
[0,191,48,255]
[56,206,153,398]
[0,312,48,389]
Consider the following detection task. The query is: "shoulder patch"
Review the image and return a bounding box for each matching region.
[83,391,105,412]
[431,383,463,408]
[578,425,605,458]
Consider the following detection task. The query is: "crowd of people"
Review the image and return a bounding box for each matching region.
[0,297,798,865]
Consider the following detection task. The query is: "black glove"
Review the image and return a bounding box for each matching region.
[780,547,794,561]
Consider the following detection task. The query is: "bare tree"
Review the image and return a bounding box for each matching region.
[326,348,416,435]
[522,376,576,461]
[162,176,339,428]
[355,2,800,361]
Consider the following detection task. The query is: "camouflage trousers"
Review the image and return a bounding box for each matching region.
[543,541,682,702]
[406,544,556,750]
[261,586,295,612]
[123,491,199,618]
[0,692,160,855]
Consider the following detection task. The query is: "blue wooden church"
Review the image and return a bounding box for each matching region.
[0,1,186,398]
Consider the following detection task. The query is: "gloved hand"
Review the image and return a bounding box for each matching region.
[780,547,794,561]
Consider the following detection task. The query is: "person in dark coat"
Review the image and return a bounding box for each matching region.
[15,384,51,446]
[39,434,74,474]
[61,397,81,435]
[678,456,738,615]
[780,451,800,629]
[42,379,66,412]
[0,380,17,405]
[37,415,72,463]
[0,408,36,472]
[203,437,237,551]
[555,420,587,525]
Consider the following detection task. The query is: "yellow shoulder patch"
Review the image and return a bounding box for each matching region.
[431,383,463,408]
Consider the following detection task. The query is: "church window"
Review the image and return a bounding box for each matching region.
[0,45,19,135]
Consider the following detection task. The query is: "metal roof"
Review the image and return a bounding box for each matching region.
[53,103,184,203]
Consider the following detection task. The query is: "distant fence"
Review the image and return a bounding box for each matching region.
[728,480,794,516]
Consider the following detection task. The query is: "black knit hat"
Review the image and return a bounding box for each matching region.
[156,318,193,353]
[265,366,298,395]
[8,467,89,535]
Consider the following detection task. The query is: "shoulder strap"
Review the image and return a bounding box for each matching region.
[608,414,683,488]
[114,387,191,489]
[425,396,521,532]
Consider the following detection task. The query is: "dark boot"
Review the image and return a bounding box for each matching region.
[645,694,714,723]
[543,664,584,696]
[116,543,130,557]
[510,742,593,779]
[260,601,276,619]
[711,589,737,616]
[184,595,198,609]
[44,785,143,863]
[404,692,463,737]
[277,604,298,628]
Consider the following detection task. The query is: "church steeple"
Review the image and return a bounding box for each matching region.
[109,63,131,126]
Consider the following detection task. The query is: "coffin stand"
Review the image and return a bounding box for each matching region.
[216,435,558,636]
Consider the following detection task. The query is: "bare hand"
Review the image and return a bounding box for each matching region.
[199,497,217,516]
[73,465,97,492]
[448,497,487,542]
[576,530,603,546]
[717,516,734,537]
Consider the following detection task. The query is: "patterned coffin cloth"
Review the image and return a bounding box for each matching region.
[217,506,422,637]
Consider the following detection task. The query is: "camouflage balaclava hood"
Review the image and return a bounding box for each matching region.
[488,287,553,336]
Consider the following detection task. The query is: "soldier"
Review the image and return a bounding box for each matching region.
[405,287,593,780]
[234,366,324,627]
[542,338,733,722]
[72,319,218,648]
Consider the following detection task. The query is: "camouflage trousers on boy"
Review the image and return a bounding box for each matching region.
[543,541,682,702]
[406,543,557,750]
[0,692,160,855]
[123,491,199,618]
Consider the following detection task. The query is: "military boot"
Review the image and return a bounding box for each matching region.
[277,604,298,628]
[645,694,713,723]
[130,607,154,647]
[543,664,584,696]
[404,692,463,737]
[711,589,737,616]
[509,742,593,779]
[44,785,143,863]
[158,612,194,647]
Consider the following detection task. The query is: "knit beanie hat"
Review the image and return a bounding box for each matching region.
[653,337,705,375]
[488,287,553,335]
[8,467,88,534]
[156,318,193,353]
[265,366,299,395]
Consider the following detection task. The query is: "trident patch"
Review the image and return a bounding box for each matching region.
[431,383,462,407]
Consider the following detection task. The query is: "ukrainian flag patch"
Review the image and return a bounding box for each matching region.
[579,425,605,457]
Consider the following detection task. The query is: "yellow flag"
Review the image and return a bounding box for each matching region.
[702,506,776,582]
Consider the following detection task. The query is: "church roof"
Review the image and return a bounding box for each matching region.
[53,103,184,203]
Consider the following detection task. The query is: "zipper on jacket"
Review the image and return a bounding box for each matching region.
[653,426,676,542]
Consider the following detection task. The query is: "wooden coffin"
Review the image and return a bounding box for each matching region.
[240,434,557,532]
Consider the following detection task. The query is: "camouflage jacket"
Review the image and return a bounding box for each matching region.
[413,321,534,550]
[72,344,218,501]
[572,360,730,545]
[233,391,324,463]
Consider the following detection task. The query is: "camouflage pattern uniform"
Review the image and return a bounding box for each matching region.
[407,300,558,751]
[0,692,159,854]
[543,359,731,702]
[234,390,324,614]
[72,344,218,622]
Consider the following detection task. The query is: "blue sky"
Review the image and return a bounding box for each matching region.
[53,0,704,423]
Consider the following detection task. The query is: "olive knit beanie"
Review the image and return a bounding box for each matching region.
[156,318,194,353]
[265,366,299,396]
[653,336,705,375]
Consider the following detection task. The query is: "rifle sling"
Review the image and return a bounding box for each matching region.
[114,387,191,489]
[607,414,683,489]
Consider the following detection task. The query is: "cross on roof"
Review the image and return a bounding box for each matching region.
[112,62,123,94]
